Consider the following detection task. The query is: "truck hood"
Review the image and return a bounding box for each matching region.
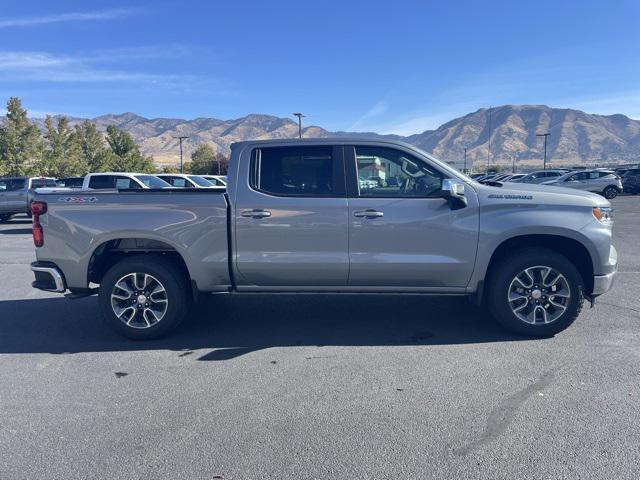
[473,181,610,208]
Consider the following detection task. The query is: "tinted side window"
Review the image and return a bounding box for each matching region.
[170,177,188,187]
[354,146,443,197]
[114,176,141,189]
[10,178,26,190]
[89,176,115,189]
[253,146,336,196]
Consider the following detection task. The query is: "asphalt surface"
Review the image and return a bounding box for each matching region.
[0,197,639,479]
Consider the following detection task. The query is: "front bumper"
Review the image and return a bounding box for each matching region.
[591,244,617,296]
[31,261,66,293]
[592,271,616,296]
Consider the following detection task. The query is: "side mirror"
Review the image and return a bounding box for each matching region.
[442,178,467,209]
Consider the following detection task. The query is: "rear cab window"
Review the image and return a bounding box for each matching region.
[88,175,115,189]
[251,146,342,197]
[30,178,57,188]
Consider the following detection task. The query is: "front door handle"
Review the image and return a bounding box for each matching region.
[354,209,384,218]
[241,209,271,219]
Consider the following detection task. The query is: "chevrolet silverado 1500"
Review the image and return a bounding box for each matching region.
[29,138,617,339]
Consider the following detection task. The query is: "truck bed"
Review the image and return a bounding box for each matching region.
[33,188,231,292]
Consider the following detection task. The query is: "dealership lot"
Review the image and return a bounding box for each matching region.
[0,198,639,479]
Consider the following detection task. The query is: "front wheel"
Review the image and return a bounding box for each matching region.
[98,255,190,340]
[487,248,584,337]
[603,186,618,199]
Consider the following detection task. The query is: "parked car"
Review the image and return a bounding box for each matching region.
[541,170,623,199]
[503,173,526,182]
[621,168,640,194]
[201,175,227,187]
[30,138,616,341]
[0,176,57,222]
[157,174,224,189]
[511,169,568,184]
[82,173,171,190]
[55,177,84,188]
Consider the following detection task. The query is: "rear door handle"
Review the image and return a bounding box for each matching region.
[241,209,271,218]
[354,209,384,218]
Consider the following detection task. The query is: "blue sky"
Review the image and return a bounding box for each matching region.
[1,0,639,135]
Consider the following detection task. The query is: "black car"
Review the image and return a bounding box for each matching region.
[622,169,640,194]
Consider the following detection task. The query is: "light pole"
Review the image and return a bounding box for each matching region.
[173,136,188,173]
[512,152,518,173]
[487,106,492,169]
[463,147,468,173]
[293,112,305,139]
[536,133,550,170]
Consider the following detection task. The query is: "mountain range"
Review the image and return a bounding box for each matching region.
[4,105,640,168]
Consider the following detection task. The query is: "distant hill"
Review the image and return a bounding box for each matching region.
[3,105,640,167]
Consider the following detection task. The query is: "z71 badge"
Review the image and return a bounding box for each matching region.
[57,197,98,203]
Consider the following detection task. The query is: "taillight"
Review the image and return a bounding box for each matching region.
[31,201,47,247]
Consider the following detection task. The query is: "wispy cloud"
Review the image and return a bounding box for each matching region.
[0,50,232,94]
[0,8,139,28]
[349,100,389,131]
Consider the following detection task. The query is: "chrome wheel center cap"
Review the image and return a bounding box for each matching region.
[531,289,542,300]
[137,294,148,305]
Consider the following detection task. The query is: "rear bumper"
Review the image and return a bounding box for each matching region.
[31,262,66,293]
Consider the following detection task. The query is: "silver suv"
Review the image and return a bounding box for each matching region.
[541,170,623,199]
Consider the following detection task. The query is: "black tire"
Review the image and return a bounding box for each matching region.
[98,254,190,340]
[487,248,584,337]
[0,214,12,223]
[603,186,618,199]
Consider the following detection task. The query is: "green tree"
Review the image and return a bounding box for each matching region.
[189,143,228,175]
[105,125,156,173]
[0,97,42,176]
[162,165,180,174]
[71,120,111,172]
[39,116,86,177]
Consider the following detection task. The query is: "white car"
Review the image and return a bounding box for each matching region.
[201,175,227,187]
[83,173,171,190]
[157,174,225,189]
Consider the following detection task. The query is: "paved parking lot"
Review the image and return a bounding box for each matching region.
[0,197,639,479]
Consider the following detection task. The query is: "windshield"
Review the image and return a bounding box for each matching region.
[189,175,216,187]
[135,175,171,188]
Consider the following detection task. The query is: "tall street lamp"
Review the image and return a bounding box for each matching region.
[536,133,550,170]
[293,113,305,139]
[463,147,468,173]
[173,136,188,173]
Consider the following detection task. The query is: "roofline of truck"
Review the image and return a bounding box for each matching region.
[230,137,467,182]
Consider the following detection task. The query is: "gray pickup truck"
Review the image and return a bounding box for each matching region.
[0,176,57,221]
[30,138,617,339]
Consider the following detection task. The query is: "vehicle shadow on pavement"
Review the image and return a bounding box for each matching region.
[0,294,536,360]
[0,227,32,235]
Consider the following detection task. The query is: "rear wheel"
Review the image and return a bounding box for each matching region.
[487,248,584,337]
[98,255,190,340]
[603,186,618,199]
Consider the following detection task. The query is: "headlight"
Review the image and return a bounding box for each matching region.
[593,206,613,223]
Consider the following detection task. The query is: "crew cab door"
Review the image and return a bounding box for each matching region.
[4,178,27,212]
[233,145,349,287]
[345,145,479,289]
